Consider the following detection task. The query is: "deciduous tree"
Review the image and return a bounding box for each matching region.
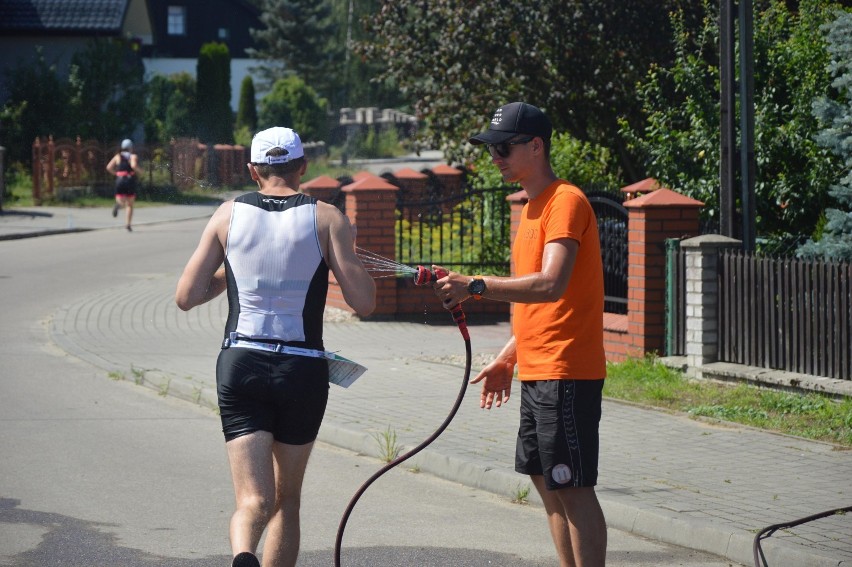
[621,0,845,248]
[357,0,702,171]
[258,76,328,141]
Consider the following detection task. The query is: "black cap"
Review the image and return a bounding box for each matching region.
[469,102,552,145]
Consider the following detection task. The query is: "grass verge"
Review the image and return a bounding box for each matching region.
[604,355,852,448]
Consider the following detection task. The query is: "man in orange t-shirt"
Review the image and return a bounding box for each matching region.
[433,102,607,566]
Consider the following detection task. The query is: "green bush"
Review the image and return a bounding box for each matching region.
[258,76,328,142]
[196,42,233,143]
[466,132,621,190]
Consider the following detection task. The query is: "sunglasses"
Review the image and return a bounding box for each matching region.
[486,136,535,158]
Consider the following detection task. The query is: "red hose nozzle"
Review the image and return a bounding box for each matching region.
[413,265,468,340]
[414,265,447,286]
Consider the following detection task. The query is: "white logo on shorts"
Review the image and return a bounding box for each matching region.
[552,464,572,485]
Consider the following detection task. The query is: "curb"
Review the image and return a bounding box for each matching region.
[316,422,843,567]
[0,228,92,241]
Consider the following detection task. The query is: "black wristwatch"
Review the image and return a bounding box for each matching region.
[467,277,486,300]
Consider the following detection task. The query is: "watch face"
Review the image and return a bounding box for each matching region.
[469,279,486,296]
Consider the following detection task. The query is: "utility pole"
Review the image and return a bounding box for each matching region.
[719,0,756,251]
[739,0,756,251]
[720,0,737,240]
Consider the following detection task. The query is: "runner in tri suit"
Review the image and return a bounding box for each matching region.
[105,138,138,231]
[175,127,375,567]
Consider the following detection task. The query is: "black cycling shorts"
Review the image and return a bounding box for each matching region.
[515,379,604,490]
[216,347,329,445]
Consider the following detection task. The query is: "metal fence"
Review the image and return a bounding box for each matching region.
[588,191,628,314]
[394,184,629,314]
[396,185,514,275]
[719,250,851,380]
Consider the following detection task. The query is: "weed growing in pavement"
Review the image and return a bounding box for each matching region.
[373,425,402,463]
[130,365,146,385]
[108,371,125,381]
[604,355,852,447]
[512,483,530,505]
[158,378,171,397]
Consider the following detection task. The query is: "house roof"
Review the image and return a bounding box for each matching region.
[0,0,130,34]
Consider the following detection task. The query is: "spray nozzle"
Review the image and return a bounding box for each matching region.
[413,265,468,339]
[413,266,447,286]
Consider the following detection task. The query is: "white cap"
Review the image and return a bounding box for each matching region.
[121,139,133,150]
[250,127,304,164]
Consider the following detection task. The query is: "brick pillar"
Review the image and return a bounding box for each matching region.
[393,167,429,202]
[681,235,741,369]
[301,174,341,204]
[624,188,703,355]
[341,172,400,317]
[431,164,463,194]
[431,164,464,212]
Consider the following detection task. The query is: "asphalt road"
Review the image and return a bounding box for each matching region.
[0,216,743,566]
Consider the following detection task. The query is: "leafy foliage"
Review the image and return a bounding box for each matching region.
[618,2,721,217]
[144,73,197,145]
[66,38,146,143]
[621,0,845,243]
[357,0,703,172]
[0,48,70,164]
[468,133,622,191]
[258,76,328,141]
[1,39,145,165]
[196,42,233,143]
[250,0,402,111]
[236,75,258,134]
[250,0,337,96]
[799,9,852,260]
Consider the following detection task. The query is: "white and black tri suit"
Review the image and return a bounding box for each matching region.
[216,191,331,444]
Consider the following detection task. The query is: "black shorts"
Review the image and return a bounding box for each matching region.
[515,379,603,490]
[216,347,329,445]
[115,175,137,196]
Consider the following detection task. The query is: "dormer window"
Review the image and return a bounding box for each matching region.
[167,6,187,36]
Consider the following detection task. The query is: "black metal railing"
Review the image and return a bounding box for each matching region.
[588,191,628,314]
[396,186,514,275]
[395,185,630,311]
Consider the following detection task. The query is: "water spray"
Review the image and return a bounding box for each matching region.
[334,264,473,566]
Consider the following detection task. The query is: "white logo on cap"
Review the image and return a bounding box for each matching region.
[491,108,504,125]
[552,464,572,485]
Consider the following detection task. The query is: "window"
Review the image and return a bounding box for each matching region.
[167,6,186,36]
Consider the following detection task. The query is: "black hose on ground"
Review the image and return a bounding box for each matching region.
[334,292,472,567]
[753,505,852,567]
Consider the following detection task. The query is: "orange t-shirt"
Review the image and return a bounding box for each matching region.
[512,180,606,380]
